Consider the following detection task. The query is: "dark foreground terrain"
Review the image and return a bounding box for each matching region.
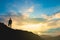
[0,23,43,40]
[41,35,60,40]
[0,23,60,40]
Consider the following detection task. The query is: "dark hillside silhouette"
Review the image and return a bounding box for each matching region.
[0,23,43,40]
[0,23,60,40]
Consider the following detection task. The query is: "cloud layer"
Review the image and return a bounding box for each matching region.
[0,6,60,36]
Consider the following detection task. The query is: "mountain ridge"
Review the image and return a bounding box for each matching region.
[0,22,43,40]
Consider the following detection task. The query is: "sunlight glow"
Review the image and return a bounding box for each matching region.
[12,22,49,35]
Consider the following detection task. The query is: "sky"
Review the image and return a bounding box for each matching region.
[0,0,60,16]
[0,0,60,36]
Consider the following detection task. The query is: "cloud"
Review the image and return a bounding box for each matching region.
[52,12,60,18]
[6,0,34,19]
[33,12,60,36]
[0,3,60,36]
[44,28,60,33]
[21,6,34,19]
[42,27,60,36]
[7,10,18,15]
[27,6,34,13]
[0,5,34,28]
[37,12,60,21]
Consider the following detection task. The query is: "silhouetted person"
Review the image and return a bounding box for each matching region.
[8,18,12,28]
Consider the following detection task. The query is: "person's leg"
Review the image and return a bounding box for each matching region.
[10,24,12,28]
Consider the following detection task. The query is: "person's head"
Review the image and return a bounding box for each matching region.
[10,18,11,20]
